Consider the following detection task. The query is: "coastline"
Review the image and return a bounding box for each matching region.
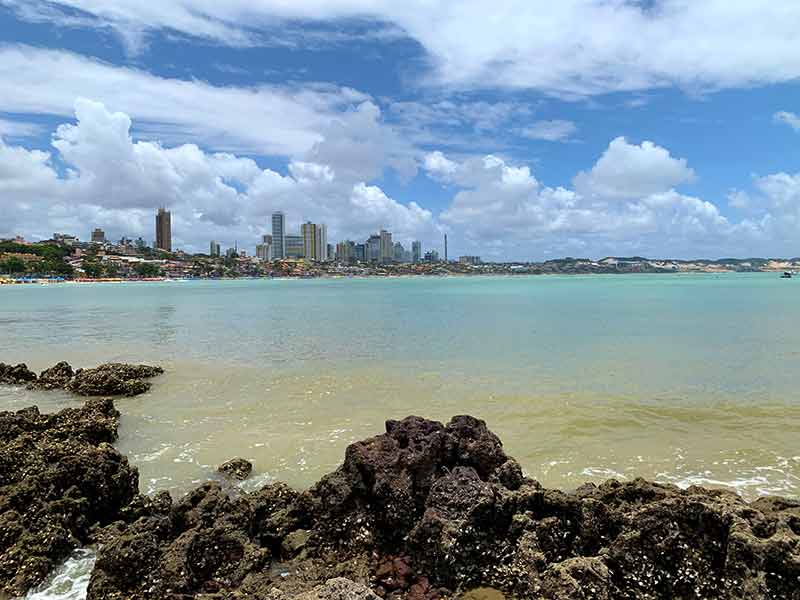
[2,398,799,599]
[0,269,790,287]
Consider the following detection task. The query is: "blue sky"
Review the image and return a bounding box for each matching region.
[1,1,799,260]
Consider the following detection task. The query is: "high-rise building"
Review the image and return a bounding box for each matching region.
[90,228,106,244]
[155,208,172,252]
[366,234,381,263]
[412,241,422,263]
[444,234,448,262]
[336,240,356,263]
[393,242,405,263]
[209,241,221,257]
[256,235,272,261]
[424,250,440,263]
[271,212,286,259]
[302,222,318,261]
[285,234,304,258]
[301,222,329,261]
[459,255,482,265]
[355,243,367,262]
[379,230,393,263]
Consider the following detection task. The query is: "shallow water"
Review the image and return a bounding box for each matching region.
[2,274,799,501]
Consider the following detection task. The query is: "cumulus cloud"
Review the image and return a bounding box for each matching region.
[8,1,800,97]
[0,100,439,250]
[429,147,763,260]
[774,111,800,132]
[573,137,696,199]
[519,120,577,142]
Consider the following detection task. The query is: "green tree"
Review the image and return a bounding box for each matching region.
[82,261,104,278]
[133,262,162,277]
[104,262,120,277]
[1,257,26,274]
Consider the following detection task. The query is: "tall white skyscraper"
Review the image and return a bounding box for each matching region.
[271,212,286,259]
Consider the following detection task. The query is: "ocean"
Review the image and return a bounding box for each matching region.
[3,273,800,597]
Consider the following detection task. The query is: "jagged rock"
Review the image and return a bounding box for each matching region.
[65,362,164,397]
[0,398,138,597]
[27,361,75,391]
[0,362,37,385]
[79,414,800,599]
[218,457,254,480]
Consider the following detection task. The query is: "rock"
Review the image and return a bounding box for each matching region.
[84,414,800,599]
[0,362,37,385]
[268,578,380,600]
[0,398,138,597]
[282,528,311,557]
[27,361,74,391]
[66,362,164,397]
[218,457,254,480]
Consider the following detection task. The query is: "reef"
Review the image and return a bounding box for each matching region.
[0,398,138,597]
[87,415,800,599]
[0,360,164,396]
[3,406,799,599]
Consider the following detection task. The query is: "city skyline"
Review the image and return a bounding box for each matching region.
[1,4,799,260]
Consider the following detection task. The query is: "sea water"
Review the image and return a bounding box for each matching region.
[3,273,800,597]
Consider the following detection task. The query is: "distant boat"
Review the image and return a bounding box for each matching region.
[781,271,792,278]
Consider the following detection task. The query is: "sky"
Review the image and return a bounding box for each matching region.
[1,1,799,260]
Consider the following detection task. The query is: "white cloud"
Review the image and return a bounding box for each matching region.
[0,45,374,158]
[8,1,800,96]
[430,148,768,260]
[519,120,577,142]
[573,137,696,199]
[774,111,800,132]
[0,100,439,250]
[0,119,45,139]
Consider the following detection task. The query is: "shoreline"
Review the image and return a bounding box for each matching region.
[0,269,788,287]
[2,397,799,599]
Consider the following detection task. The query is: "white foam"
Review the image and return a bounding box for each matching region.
[24,549,95,600]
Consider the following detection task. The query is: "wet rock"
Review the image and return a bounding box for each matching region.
[27,361,74,391]
[0,362,37,385]
[66,362,164,397]
[85,414,800,600]
[0,398,138,597]
[218,457,254,481]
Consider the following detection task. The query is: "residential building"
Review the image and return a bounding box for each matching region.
[412,240,422,263]
[366,234,381,263]
[209,241,221,257]
[424,250,440,263]
[459,255,482,265]
[135,237,147,250]
[90,228,106,244]
[326,243,334,262]
[271,212,286,259]
[155,207,172,252]
[355,243,367,262]
[393,242,405,263]
[336,240,356,263]
[379,230,393,263]
[285,234,304,258]
[444,234,448,262]
[54,233,79,246]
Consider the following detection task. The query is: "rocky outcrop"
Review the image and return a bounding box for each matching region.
[85,414,800,599]
[0,362,37,385]
[0,360,163,396]
[0,398,139,597]
[27,360,74,391]
[218,457,254,480]
[66,363,165,396]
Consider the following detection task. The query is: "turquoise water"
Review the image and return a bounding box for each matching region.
[2,274,799,500]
